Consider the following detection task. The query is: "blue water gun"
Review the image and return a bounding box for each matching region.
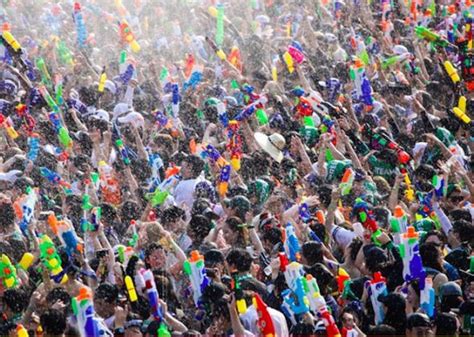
[73,2,88,48]
[40,167,72,191]
[284,223,301,262]
[19,187,37,236]
[399,227,426,286]
[420,277,435,318]
[282,277,310,315]
[360,74,374,108]
[119,64,134,85]
[27,135,40,162]
[183,71,202,92]
[298,202,311,222]
[71,288,101,337]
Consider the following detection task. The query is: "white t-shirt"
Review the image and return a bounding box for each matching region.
[331,225,356,248]
[173,178,198,209]
[240,305,289,337]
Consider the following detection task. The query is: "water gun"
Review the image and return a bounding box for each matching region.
[283,51,294,73]
[203,144,227,168]
[443,61,461,84]
[0,254,18,289]
[48,214,83,256]
[1,31,21,53]
[16,324,28,337]
[415,26,451,47]
[146,188,169,207]
[127,220,139,248]
[349,59,374,111]
[389,205,408,243]
[399,227,426,285]
[364,127,411,168]
[367,272,387,325]
[119,21,140,53]
[283,261,305,290]
[207,97,228,127]
[228,46,242,72]
[288,41,305,64]
[119,63,134,85]
[231,273,248,314]
[55,79,64,106]
[303,274,327,313]
[73,2,88,48]
[215,3,224,47]
[280,295,297,325]
[98,67,107,93]
[381,54,409,70]
[171,83,180,118]
[71,288,101,337]
[217,164,231,197]
[298,202,311,222]
[38,86,73,148]
[40,167,71,190]
[420,277,435,318]
[281,277,310,315]
[336,267,351,294]
[182,71,202,92]
[205,36,226,61]
[17,252,34,272]
[88,207,101,232]
[452,96,471,124]
[39,235,68,284]
[0,114,19,139]
[284,224,301,262]
[125,275,138,303]
[318,307,342,337]
[98,161,121,206]
[115,139,130,165]
[226,120,242,170]
[417,192,434,219]
[57,40,74,66]
[404,173,415,202]
[235,96,268,123]
[253,293,276,337]
[352,198,382,242]
[155,111,169,128]
[271,55,279,81]
[183,251,210,307]
[142,269,163,321]
[432,175,446,198]
[36,56,53,88]
[340,168,355,196]
[18,186,37,236]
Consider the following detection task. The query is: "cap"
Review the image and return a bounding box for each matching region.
[407,313,431,329]
[224,195,251,212]
[439,281,463,298]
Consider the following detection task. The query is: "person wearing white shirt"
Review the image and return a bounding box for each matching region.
[240,304,289,337]
[173,155,205,210]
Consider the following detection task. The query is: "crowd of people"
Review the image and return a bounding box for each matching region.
[0,0,473,336]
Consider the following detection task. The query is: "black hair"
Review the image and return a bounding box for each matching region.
[420,242,446,273]
[3,288,28,313]
[204,249,225,268]
[226,248,253,273]
[120,200,142,225]
[261,227,283,246]
[182,155,205,178]
[188,215,213,241]
[434,313,459,335]
[46,288,72,315]
[452,220,474,243]
[40,309,67,335]
[301,241,324,266]
[95,283,119,303]
[367,324,397,336]
[144,243,163,269]
[348,237,363,262]
[290,322,315,337]
[0,201,15,229]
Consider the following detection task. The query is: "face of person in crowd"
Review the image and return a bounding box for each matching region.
[180,160,192,179]
[407,284,420,309]
[407,326,435,337]
[167,216,186,233]
[94,297,115,319]
[221,221,238,245]
[146,247,167,270]
[342,312,357,330]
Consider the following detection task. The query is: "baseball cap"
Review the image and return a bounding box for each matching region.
[407,313,431,330]
[439,281,463,299]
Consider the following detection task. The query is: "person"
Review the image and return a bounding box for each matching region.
[0,0,472,335]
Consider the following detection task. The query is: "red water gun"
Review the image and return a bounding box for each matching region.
[253,293,276,337]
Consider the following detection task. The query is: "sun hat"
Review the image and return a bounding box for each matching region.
[254,132,286,163]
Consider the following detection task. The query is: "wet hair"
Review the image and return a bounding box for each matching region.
[0,201,15,228]
[95,283,119,303]
[3,288,28,313]
[144,243,163,269]
[420,242,445,273]
[46,288,72,315]
[40,309,67,335]
[261,227,283,246]
[226,248,253,273]
[302,241,324,266]
[348,237,363,262]
[120,200,142,225]
[188,215,213,241]
[225,216,249,247]
[182,155,204,178]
